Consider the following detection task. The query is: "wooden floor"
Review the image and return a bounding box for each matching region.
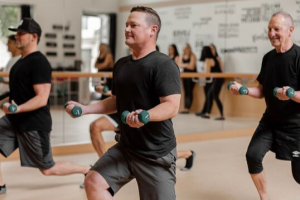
[0,109,298,200]
[0,135,299,200]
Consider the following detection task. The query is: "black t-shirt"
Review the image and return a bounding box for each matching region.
[112,51,181,158]
[257,44,300,134]
[8,51,52,131]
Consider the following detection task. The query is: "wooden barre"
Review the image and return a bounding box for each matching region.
[0,72,257,79]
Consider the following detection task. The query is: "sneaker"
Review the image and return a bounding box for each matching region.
[0,185,6,194]
[181,151,195,171]
[215,117,225,120]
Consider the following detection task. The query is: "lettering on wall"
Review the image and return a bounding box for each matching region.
[194,34,214,53]
[252,29,269,42]
[193,17,212,28]
[221,47,258,53]
[173,30,191,45]
[241,3,281,23]
[174,7,192,19]
[218,23,239,38]
[214,4,236,15]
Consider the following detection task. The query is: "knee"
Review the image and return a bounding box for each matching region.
[246,151,263,174]
[85,172,107,192]
[90,121,103,135]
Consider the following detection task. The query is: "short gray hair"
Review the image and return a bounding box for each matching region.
[272,11,294,27]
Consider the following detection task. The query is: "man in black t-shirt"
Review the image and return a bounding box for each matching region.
[0,18,90,195]
[229,12,300,200]
[66,6,181,200]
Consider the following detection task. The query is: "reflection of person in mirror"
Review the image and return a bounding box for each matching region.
[0,35,21,100]
[229,12,300,200]
[0,18,90,195]
[177,43,197,114]
[95,43,114,100]
[196,45,225,120]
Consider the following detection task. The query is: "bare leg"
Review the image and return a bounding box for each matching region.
[85,171,113,200]
[90,117,118,157]
[177,150,192,159]
[39,161,90,176]
[250,170,269,200]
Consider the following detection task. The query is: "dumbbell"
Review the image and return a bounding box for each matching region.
[64,102,82,117]
[94,85,109,94]
[227,81,249,95]
[1,102,17,113]
[273,87,295,98]
[121,110,150,124]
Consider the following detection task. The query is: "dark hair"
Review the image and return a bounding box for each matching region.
[130,6,161,38]
[169,44,179,58]
[8,34,16,41]
[210,43,219,57]
[199,46,214,61]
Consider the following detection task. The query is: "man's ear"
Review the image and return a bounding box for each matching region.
[150,25,158,37]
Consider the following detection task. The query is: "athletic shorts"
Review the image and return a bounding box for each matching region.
[0,116,55,169]
[91,143,177,199]
[251,122,300,161]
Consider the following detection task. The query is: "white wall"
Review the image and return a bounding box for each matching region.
[116,0,300,73]
[0,0,118,68]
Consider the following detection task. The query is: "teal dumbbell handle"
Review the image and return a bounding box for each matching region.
[121,111,130,124]
[94,85,109,94]
[227,81,248,95]
[121,110,150,124]
[1,102,17,113]
[102,86,109,94]
[64,102,82,117]
[273,87,279,97]
[227,81,234,90]
[273,87,295,98]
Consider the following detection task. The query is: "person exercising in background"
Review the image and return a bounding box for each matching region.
[91,84,195,170]
[228,11,300,200]
[0,18,90,195]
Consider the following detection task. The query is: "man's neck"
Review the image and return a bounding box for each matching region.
[276,40,293,53]
[131,44,156,60]
[21,46,38,58]
[11,50,21,57]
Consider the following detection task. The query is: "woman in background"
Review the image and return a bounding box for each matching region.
[94,43,114,100]
[177,43,197,113]
[196,44,225,119]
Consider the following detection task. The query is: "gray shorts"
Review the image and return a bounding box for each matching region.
[91,143,177,200]
[0,116,55,169]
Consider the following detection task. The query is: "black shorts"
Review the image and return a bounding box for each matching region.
[0,116,55,169]
[251,122,300,161]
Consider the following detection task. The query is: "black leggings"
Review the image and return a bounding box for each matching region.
[246,123,300,184]
[292,160,300,184]
[182,78,195,109]
[201,78,224,115]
